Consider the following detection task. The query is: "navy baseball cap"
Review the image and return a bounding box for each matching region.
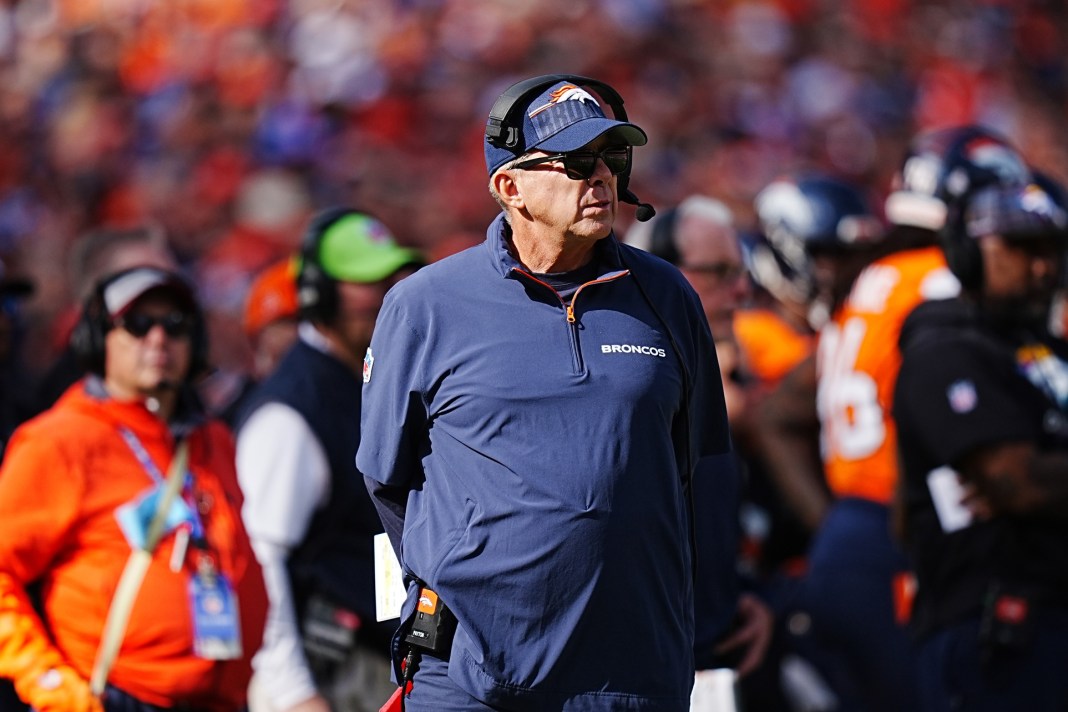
[485,80,648,175]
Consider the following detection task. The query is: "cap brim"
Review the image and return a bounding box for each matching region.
[535,118,648,153]
[103,270,196,317]
[327,250,425,283]
[317,213,426,283]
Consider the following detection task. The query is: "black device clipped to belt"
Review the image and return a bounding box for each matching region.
[405,587,457,654]
[397,586,457,711]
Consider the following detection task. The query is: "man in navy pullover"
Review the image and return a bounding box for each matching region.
[356,75,732,711]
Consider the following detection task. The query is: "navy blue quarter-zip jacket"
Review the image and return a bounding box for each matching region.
[356,213,731,711]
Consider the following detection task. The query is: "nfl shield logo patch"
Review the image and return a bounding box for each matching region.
[363,348,374,383]
[947,379,977,413]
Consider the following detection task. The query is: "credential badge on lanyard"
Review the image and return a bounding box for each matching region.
[116,427,242,659]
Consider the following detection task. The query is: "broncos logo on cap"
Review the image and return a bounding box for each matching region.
[1020,183,1064,224]
[528,84,599,118]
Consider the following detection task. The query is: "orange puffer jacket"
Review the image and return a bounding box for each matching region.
[0,381,267,711]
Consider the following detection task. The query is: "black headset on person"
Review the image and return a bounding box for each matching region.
[297,206,361,323]
[939,196,985,293]
[647,206,682,264]
[71,268,209,378]
[485,73,657,222]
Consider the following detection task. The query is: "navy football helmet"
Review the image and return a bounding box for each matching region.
[884,125,1032,232]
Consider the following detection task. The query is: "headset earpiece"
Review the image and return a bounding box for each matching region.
[486,74,570,150]
[647,207,681,264]
[939,199,983,292]
[297,207,356,323]
[71,287,109,375]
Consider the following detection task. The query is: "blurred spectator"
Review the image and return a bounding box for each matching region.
[242,256,300,382]
[207,256,300,426]
[0,266,267,711]
[33,225,177,413]
[735,228,816,387]
[732,213,823,583]
[236,209,422,712]
[195,169,312,318]
[894,175,1068,711]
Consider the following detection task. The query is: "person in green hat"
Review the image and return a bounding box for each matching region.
[235,208,423,712]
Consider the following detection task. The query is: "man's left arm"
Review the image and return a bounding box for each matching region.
[356,291,430,562]
[363,477,408,556]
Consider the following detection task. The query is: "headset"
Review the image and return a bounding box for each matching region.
[485,73,656,222]
[941,203,984,292]
[297,206,359,323]
[71,268,208,378]
[646,206,681,264]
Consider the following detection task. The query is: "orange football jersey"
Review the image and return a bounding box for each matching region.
[734,308,814,384]
[816,245,959,502]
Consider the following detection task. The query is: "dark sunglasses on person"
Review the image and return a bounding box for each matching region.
[114,311,193,338]
[510,146,631,181]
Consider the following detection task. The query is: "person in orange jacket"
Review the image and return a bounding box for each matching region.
[0,266,267,712]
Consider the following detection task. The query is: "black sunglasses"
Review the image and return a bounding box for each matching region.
[114,311,193,338]
[510,146,631,181]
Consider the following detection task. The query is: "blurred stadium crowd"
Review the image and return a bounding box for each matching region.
[0,0,1065,387]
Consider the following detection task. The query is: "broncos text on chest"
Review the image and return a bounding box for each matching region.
[600,344,667,358]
